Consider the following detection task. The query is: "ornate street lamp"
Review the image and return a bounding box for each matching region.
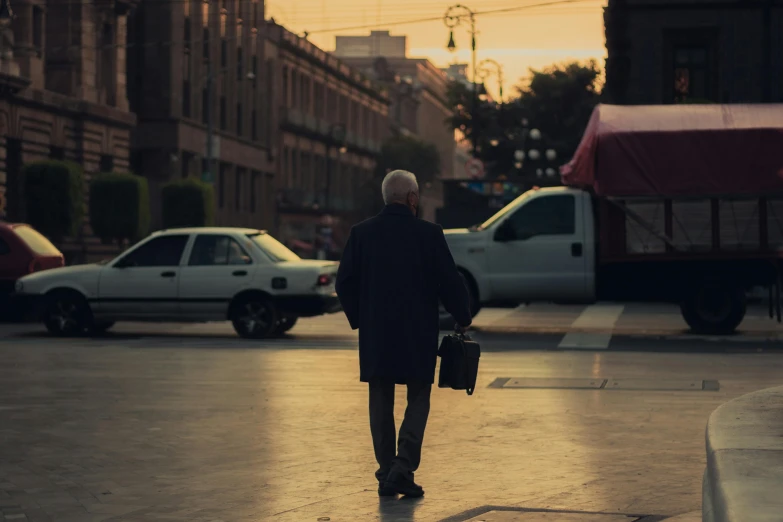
[444,4,478,154]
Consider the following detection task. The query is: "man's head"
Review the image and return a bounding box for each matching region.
[381,170,419,217]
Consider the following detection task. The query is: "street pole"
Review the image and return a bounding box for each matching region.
[204,59,214,183]
[470,16,478,155]
[445,5,478,155]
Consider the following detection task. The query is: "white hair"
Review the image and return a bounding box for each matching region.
[381,170,418,205]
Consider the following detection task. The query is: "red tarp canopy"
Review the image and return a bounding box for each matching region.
[560,104,783,197]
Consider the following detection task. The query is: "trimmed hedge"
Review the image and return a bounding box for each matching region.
[89,172,151,245]
[161,179,215,228]
[23,160,84,241]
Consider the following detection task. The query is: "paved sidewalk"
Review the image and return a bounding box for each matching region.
[1,334,783,521]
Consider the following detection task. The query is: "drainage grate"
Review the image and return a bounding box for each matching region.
[440,507,666,522]
[489,377,719,391]
[463,513,639,521]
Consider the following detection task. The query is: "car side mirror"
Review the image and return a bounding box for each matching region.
[494,221,516,242]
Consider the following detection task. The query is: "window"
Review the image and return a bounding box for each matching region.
[182,78,191,117]
[251,109,257,140]
[250,171,258,212]
[247,233,300,262]
[235,168,244,210]
[282,66,289,106]
[673,46,709,102]
[188,235,251,266]
[236,103,243,135]
[14,226,60,256]
[49,146,65,160]
[100,155,114,173]
[506,195,575,238]
[218,167,226,208]
[32,6,43,55]
[219,95,227,130]
[119,235,189,267]
[202,87,209,124]
[237,47,244,80]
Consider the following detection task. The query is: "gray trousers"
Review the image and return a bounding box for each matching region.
[369,380,432,483]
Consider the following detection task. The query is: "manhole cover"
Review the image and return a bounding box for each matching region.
[503,378,607,389]
[606,380,704,391]
[464,512,640,521]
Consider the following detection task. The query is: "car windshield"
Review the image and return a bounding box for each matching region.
[476,190,536,231]
[14,225,61,256]
[247,233,301,262]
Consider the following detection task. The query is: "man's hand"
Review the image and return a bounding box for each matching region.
[455,323,470,334]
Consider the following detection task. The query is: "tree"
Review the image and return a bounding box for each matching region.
[446,60,602,179]
[516,60,602,159]
[161,179,215,228]
[376,135,441,184]
[89,172,151,246]
[356,135,441,219]
[23,161,84,242]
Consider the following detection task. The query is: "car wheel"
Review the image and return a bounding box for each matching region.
[90,321,116,335]
[438,272,480,330]
[274,316,298,336]
[44,291,92,337]
[231,296,279,339]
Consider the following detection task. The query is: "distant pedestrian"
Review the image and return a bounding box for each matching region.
[335,169,472,498]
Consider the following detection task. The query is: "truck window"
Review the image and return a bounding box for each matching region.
[506,195,575,238]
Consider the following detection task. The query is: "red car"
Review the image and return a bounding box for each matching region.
[0,222,64,307]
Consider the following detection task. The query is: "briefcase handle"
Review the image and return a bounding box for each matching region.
[453,329,475,396]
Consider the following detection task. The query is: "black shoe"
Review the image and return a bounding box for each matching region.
[385,471,424,498]
[378,482,397,497]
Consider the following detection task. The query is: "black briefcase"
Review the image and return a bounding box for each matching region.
[437,333,481,396]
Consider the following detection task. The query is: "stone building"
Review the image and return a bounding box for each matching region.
[126,0,276,231]
[0,0,137,259]
[604,0,783,105]
[266,22,389,257]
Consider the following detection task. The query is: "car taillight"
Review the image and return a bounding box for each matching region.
[28,259,42,274]
[317,274,333,286]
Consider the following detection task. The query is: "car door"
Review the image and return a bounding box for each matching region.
[95,234,191,318]
[177,233,257,320]
[487,192,588,301]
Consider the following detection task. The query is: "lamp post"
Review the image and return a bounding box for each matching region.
[477,58,503,103]
[445,4,478,154]
[513,122,558,183]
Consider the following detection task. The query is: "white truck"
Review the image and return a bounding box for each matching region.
[442,104,783,334]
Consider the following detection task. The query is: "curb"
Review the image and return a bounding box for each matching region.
[703,385,783,522]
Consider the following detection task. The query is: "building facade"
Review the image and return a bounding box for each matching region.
[266,23,389,257]
[604,0,783,105]
[0,0,137,261]
[127,0,276,231]
[334,30,407,59]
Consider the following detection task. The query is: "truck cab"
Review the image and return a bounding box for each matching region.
[444,187,596,308]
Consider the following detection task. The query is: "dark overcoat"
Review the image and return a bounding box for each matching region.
[335,204,472,384]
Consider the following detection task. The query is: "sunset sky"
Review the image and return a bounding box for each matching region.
[265,0,607,98]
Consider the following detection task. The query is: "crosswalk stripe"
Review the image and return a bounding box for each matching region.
[557,304,625,349]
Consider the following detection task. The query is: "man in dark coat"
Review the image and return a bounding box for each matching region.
[335,169,473,498]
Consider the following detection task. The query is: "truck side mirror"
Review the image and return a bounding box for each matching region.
[494,221,516,242]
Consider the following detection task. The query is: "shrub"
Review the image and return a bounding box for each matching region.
[161,179,215,228]
[89,172,151,245]
[23,160,84,241]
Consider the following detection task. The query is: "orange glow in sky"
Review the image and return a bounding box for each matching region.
[266,0,607,97]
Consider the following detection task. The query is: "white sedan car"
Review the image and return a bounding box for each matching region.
[13,227,341,338]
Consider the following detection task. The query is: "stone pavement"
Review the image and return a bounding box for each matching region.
[1,321,783,521]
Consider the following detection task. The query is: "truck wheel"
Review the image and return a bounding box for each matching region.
[681,284,747,335]
[438,272,480,329]
[231,296,278,339]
